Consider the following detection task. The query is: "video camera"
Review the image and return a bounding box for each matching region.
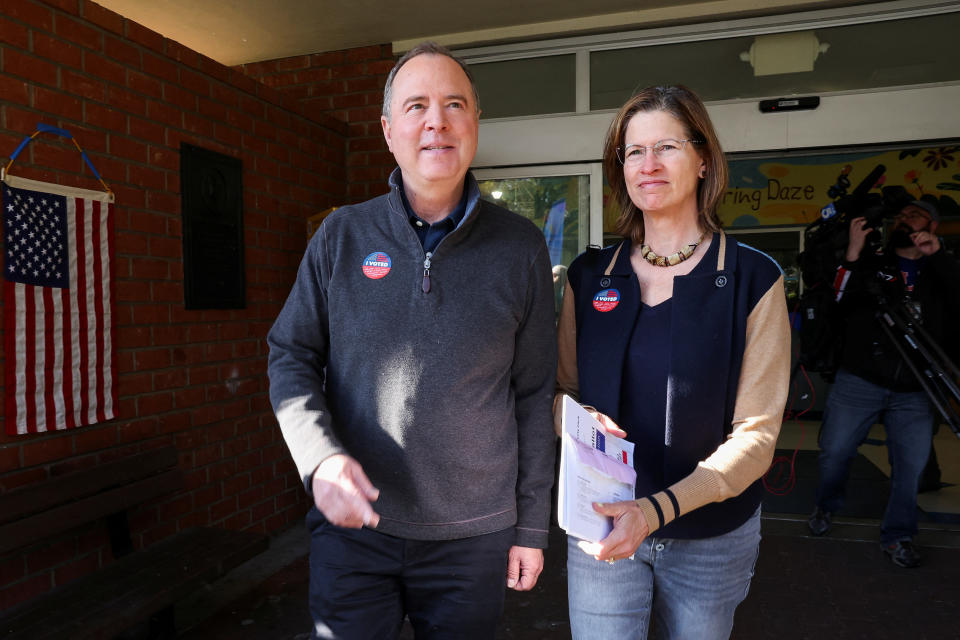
[798,164,911,288]
[805,165,886,267]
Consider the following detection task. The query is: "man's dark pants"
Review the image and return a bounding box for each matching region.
[815,369,933,544]
[307,509,514,639]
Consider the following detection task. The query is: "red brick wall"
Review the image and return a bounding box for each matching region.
[236,44,397,204]
[0,0,347,608]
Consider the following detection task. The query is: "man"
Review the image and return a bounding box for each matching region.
[808,198,960,568]
[267,42,557,639]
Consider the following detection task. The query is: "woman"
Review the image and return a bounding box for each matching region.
[555,85,790,639]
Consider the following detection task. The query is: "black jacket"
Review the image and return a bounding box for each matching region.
[835,246,960,391]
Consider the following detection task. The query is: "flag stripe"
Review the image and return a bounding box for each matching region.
[103,201,116,418]
[84,198,97,424]
[34,286,46,431]
[91,200,106,423]
[15,284,26,434]
[34,284,46,430]
[23,285,36,433]
[4,281,16,433]
[13,284,25,434]
[51,288,65,429]
[67,195,82,429]
[61,285,75,429]
[43,286,55,431]
[75,196,90,425]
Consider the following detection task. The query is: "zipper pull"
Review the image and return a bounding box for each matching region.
[422,252,432,293]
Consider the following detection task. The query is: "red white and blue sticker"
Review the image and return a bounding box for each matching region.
[361,252,392,279]
[592,288,620,312]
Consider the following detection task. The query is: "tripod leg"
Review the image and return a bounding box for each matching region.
[877,308,960,438]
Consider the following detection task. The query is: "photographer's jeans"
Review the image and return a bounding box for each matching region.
[566,508,760,640]
[815,369,934,544]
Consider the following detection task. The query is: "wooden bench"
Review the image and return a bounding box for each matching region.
[0,446,268,639]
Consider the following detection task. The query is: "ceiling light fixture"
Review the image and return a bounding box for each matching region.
[740,31,830,76]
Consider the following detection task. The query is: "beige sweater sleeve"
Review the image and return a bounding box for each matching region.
[634,275,792,533]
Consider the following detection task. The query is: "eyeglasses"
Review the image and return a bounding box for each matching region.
[896,207,931,223]
[616,139,702,165]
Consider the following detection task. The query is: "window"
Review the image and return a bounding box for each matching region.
[470,55,577,119]
[590,12,960,109]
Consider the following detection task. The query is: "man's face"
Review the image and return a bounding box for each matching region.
[889,204,937,249]
[381,54,479,196]
[895,204,934,233]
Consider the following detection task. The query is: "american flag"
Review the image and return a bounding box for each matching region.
[2,174,115,434]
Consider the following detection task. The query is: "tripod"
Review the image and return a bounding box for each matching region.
[876,297,960,439]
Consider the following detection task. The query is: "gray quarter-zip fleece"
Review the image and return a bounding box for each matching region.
[267,170,557,548]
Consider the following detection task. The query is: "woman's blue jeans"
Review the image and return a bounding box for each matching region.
[566,508,760,639]
[815,368,933,544]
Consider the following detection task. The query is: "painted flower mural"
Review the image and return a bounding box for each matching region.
[904,169,923,194]
[720,144,960,227]
[923,146,959,171]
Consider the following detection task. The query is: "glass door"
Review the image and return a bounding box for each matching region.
[474,164,599,314]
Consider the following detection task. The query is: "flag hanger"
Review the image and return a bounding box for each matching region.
[2,123,114,203]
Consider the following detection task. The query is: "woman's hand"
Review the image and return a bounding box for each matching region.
[576,499,650,563]
[584,408,627,438]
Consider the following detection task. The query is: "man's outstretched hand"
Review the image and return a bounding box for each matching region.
[311,454,380,528]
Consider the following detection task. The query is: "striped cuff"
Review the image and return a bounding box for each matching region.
[664,488,680,520]
[636,490,682,535]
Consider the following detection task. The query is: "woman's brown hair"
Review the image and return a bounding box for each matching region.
[602,85,727,245]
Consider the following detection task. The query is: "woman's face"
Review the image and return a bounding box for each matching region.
[621,109,705,217]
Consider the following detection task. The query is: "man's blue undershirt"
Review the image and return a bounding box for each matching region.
[399,182,469,254]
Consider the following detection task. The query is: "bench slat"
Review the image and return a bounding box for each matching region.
[0,469,183,556]
[0,527,269,640]
[0,446,179,526]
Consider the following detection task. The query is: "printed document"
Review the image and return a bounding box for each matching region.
[558,395,637,543]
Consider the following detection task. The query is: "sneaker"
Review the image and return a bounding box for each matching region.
[807,507,832,536]
[883,540,922,568]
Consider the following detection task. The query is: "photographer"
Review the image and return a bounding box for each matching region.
[808,198,960,568]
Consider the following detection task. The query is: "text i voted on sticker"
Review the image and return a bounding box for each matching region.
[361,252,392,279]
[593,288,620,312]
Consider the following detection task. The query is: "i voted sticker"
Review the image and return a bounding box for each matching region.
[361,252,392,279]
[592,288,620,312]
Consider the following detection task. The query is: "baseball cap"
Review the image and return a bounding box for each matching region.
[906,199,940,221]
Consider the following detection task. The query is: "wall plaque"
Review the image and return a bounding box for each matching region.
[180,143,245,309]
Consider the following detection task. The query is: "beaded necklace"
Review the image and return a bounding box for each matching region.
[639,231,706,267]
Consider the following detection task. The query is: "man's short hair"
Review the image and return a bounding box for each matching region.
[382,42,480,120]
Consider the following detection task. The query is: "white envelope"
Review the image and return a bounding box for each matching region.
[558,395,637,543]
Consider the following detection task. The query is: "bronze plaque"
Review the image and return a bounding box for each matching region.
[180,143,245,309]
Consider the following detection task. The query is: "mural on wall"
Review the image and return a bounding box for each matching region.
[720,144,960,228]
[601,144,960,237]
